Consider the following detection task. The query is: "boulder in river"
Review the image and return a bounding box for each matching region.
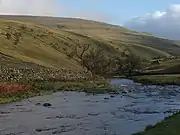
[104,97,110,100]
[35,103,41,106]
[122,91,128,94]
[43,103,52,107]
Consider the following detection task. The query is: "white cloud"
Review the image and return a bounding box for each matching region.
[0,0,60,16]
[125,4,180,40]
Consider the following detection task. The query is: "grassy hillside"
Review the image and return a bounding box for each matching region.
[0,15,180,71]
[133,112,180,135]
[145,57,180,74]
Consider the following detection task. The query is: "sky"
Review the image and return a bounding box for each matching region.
[57,0,180,24]
[0,0,180,40]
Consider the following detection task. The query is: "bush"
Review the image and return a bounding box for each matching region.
[0,82,32,97]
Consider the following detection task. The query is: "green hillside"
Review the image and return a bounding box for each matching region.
[0,15,180,71]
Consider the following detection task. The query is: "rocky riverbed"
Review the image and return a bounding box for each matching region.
[1,79,180,135]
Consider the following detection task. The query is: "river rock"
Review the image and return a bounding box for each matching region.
[104,97,110,100]
[122,91,128,94]
[110,95,115,98]
[35,103,41,106]
[43,103,52,107]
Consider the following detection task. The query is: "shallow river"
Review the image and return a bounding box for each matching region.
[1,79,180,135]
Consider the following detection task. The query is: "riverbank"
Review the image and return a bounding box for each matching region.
[133,112,180,135]
[0,80,118,104]
[132,74,180,85]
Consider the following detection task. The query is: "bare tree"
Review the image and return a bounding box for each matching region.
[64,39,114,76]
[74,44,90,60]
[66,38,90,61]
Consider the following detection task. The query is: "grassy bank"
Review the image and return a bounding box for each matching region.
[0,52,117,104]
[133,112,180,135]
[132,74,180,85]
[0,80,118,104]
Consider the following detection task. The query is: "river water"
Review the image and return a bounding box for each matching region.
[1,79,180,135]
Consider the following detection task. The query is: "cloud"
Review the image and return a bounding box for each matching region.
[0,0,111,23]
[0,0,60,16]
[125,4,180,40]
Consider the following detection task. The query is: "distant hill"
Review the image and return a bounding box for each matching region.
[0,15,180,70]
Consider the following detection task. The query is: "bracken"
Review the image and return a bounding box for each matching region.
[0,82,32,97]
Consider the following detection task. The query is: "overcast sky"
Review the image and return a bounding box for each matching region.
[0,0,180,40]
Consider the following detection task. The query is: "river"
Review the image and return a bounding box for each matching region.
[1,79,180,135]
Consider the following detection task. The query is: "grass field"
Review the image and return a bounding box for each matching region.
[146,58,180,73]
[132,74,180,85]
[133,112,180,135]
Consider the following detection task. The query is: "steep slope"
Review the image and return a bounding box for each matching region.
[0,15,179,57]
[0,21,78,69]
[0,15,179,70]
[0,19,119,70]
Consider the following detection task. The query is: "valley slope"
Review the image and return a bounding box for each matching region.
[0,15,180,70]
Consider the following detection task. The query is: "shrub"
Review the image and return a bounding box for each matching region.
[0,82,32,97]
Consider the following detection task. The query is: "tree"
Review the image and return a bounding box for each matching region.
[65,39,115,76]
[116,50,142,77]
[74,44,90,61]
[67,38,90,61]
[80,48,114,76]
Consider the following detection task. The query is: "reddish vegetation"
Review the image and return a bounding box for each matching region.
[0,82,32,97]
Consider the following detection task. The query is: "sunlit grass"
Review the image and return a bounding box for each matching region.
[133,74,180,85]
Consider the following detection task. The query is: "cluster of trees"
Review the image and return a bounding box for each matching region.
[115,51,142,77]
[65,40,143,77]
